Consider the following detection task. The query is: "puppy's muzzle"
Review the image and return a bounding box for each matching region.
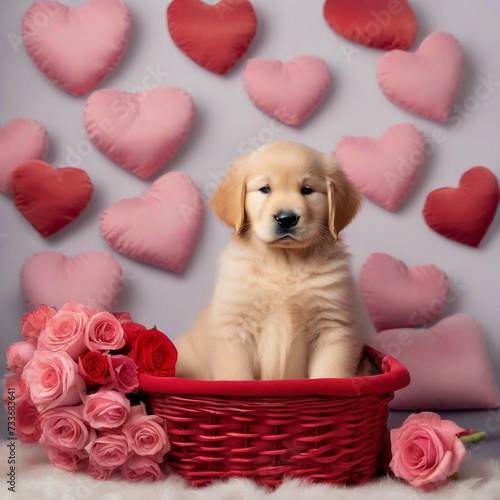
[274,210,300,232]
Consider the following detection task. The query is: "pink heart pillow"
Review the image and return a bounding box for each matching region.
[377,32,464,122]
[335,123,425,211]
[23,0,131,96]
[84,87,194,179]
[361,253,449,332]
[243,56,330,126]
[100,172,204,272]
[0,119,48,196]
[21,251,123,310]
[370,314,500,410]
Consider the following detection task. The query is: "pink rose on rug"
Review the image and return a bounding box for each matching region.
[108,355,139,394]
[40,405,90,452]
[6,340,37,375]
[85,311,125,352]
[83,389,130,429]
[38,310,89,360]
[22,350,85,412]
[121,455,164,482]
[86,431,129,468]
[15,395,42,444]
[46,447,88,473]
[21,304,56,339]
[123,405,170,457]
[390,412,467,491]
[86,461,117,480]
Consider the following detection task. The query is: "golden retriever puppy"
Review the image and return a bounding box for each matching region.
[175,141,363,380]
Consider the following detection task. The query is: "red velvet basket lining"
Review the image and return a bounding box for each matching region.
[140,347,410,487]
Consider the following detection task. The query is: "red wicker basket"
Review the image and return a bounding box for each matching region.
[139,346,410,487]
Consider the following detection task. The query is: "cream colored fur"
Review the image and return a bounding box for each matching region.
[175,141,364,380]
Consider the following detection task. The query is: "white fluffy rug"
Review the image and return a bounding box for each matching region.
[2,443,500,500]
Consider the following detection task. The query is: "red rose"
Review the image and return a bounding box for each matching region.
[78,351,111,387]
[128,329,177,377]
[121,322,148,353]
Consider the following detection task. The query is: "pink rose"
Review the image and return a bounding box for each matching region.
[83,389,130,429]
[121,455,164,482]
[22,350,85,412]
[6,340,37,375]
[84,312,125,352]
[21,305,56,339]
[390,412,467,491]
[86,461,117,481]
[37,310,89,360]
[86,431,129,468]
[3,374,27,405]
[15,395,42,444]
[46,447,88,472]
[123,405,170,457]
[40,405,90,452]
[108,355,139,394]
[59,301,97,318]
[113,312,132,324]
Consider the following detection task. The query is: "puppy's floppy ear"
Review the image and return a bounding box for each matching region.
[210,157,246,234]
[323,154,362,239]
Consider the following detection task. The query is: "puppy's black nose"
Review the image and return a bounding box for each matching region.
[275,210,300,229]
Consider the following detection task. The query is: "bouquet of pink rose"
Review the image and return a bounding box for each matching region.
[4,301,178,482]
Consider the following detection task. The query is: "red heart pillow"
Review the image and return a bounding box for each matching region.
[167,0,257,74]
[423,167,499,247]
[323,0,418,51]
[12,160,94,237]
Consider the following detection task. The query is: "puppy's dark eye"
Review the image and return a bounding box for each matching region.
[259,186,271,194]
[301,186,313,195]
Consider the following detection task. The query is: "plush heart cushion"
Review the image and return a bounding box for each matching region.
[377,32,464,122]
[12,160,94,237]
[84,87,194,179]
[335,123,424,211]
[167,0,257,74]
[22,0,131,96]
[361,253,449,332]
[100,172,204,272]
[323,0,418,51]
[370,314,500,410]
[423,166,499,247]
[0,118,48,197]
[21,251,123,310]
[243,56,330,127]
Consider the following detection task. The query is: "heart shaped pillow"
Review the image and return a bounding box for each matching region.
[0,118,48,197]
[361,253,449,332]
[335,123,425,211]
[167,0,257,74]
[12,160,94,237]
[323,0,418,50]
[243,56,331,126]
[100,172,204,272]
[84,87,194,179]
[370,314,500,409]
[22,0,131,96]
[21,251,123,310]
[377,32,464,122]
[423,166,499,247]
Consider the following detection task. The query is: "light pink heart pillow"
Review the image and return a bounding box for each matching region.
[335,123,425,211]
[84,87,194,179]
[370,314,500,410]
[0,119,48,196]
[21,251,123,310]
[23,0,131,96]
[361,253,449,332]
[243,56,330,126]
[100,172,204,272]
[377,32,464,122]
